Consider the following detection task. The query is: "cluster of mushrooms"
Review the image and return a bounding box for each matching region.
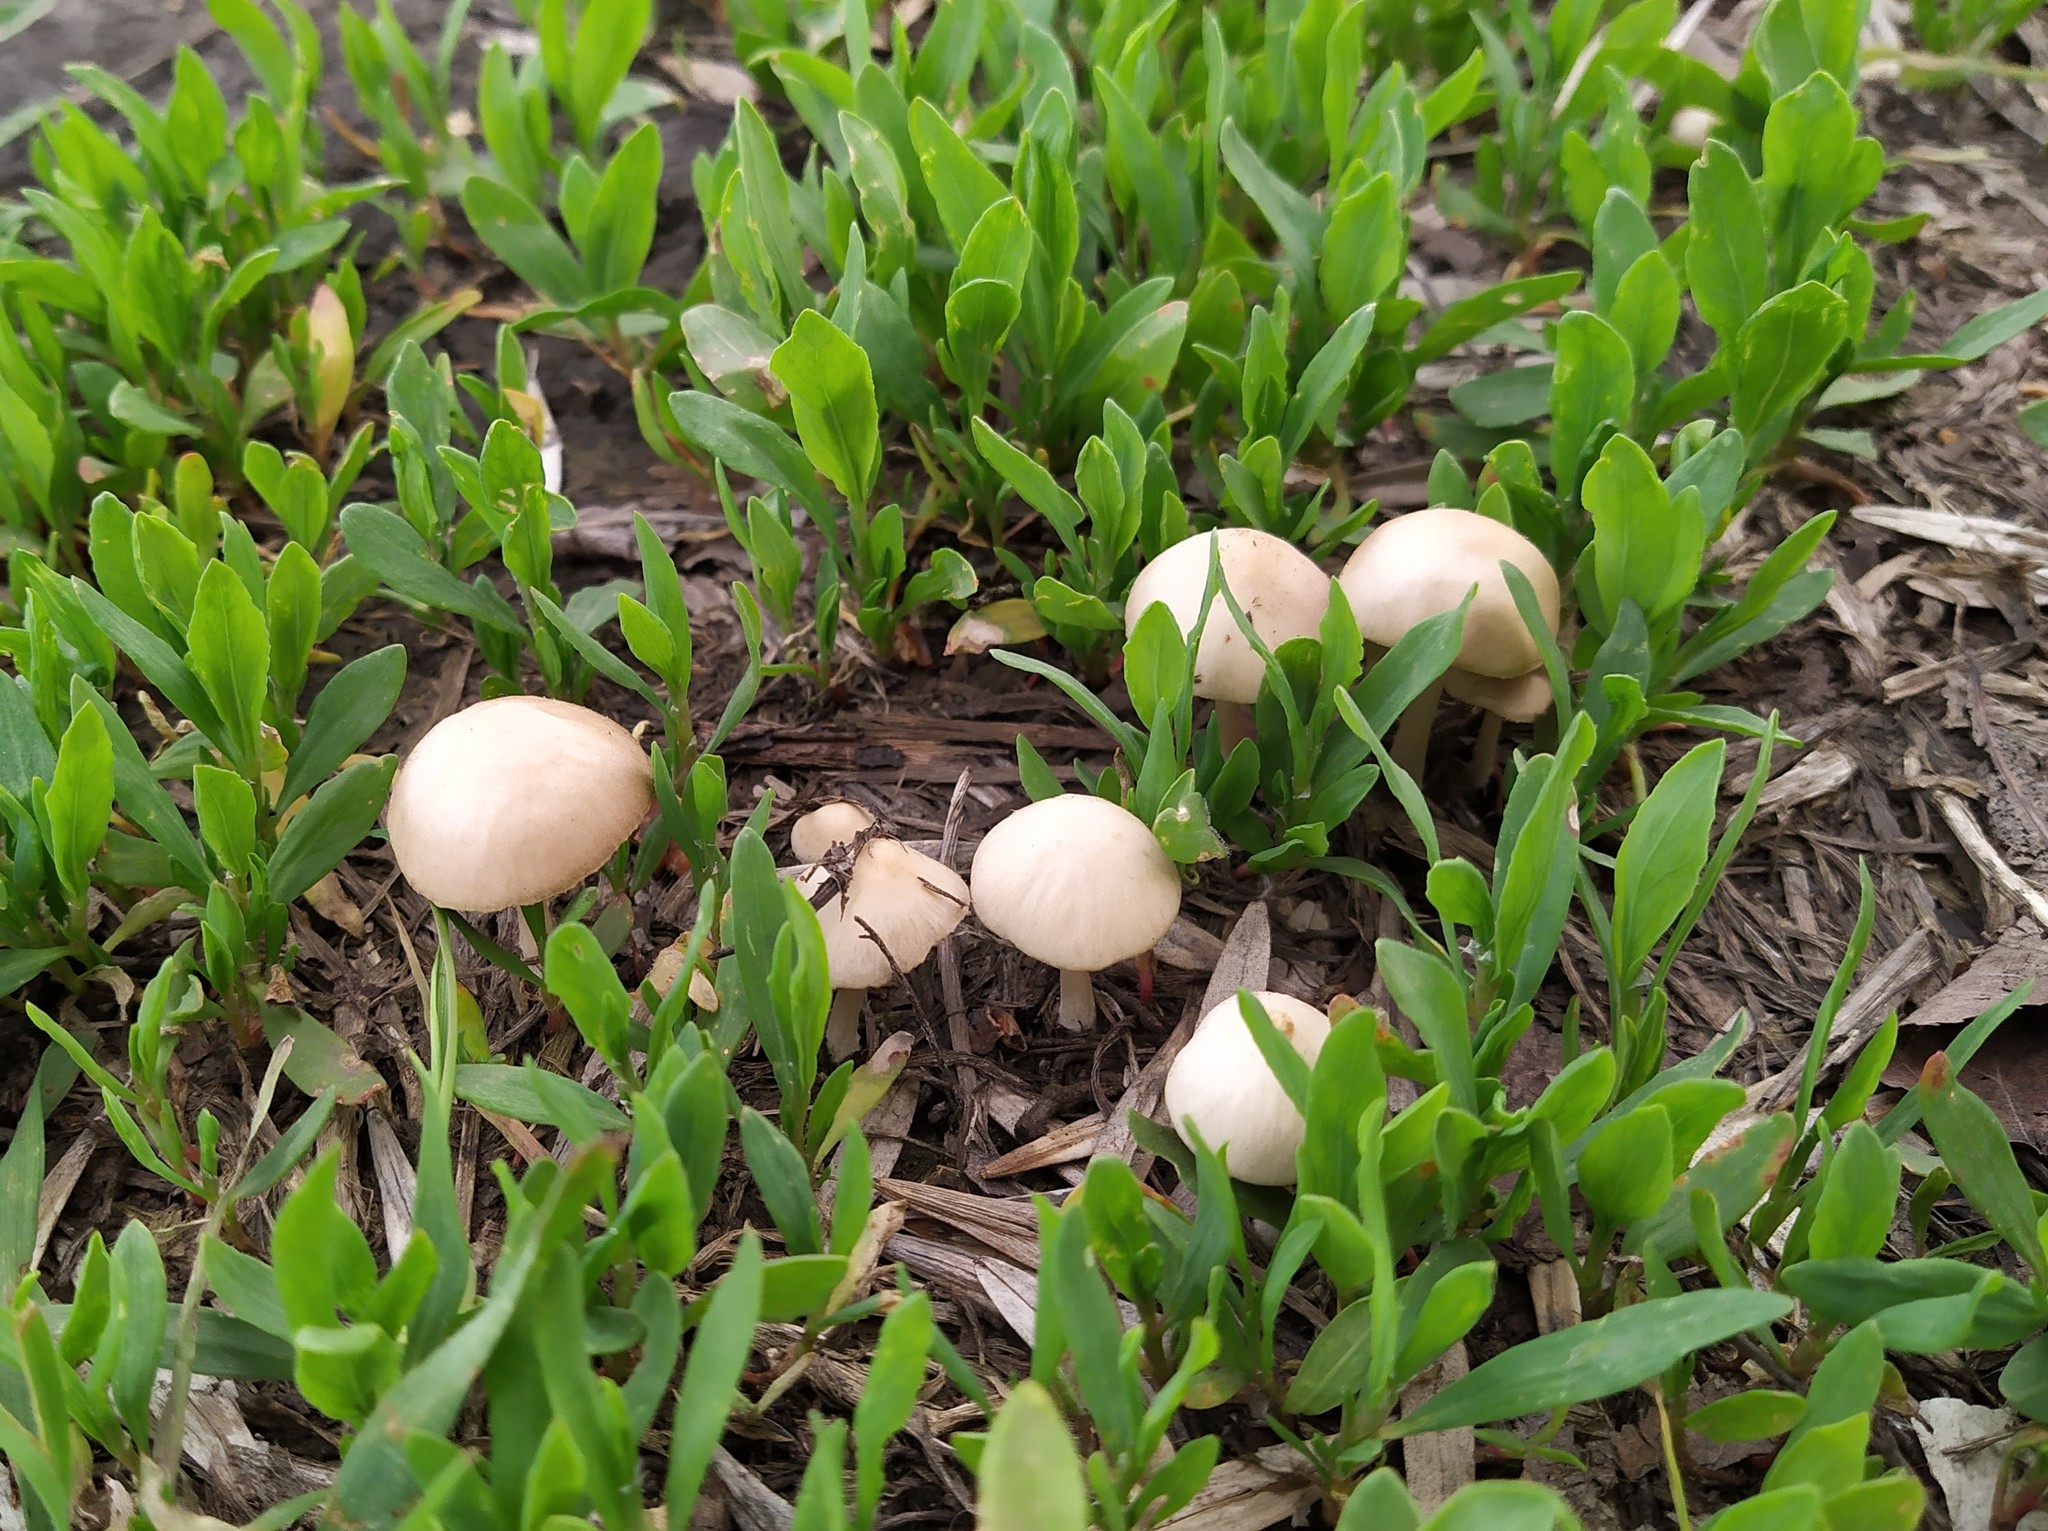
[377,506,1558,1190]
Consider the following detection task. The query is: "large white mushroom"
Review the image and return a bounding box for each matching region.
[1337,507,1562,784]
[385,696,653,912]
[1125,528,1331,750]
[1162,991,1332,1185]
[797,837,968,1058]
[969,794,1182,1030]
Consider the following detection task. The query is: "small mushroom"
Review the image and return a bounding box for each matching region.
[1337,507,1561,784]
[790,799,876,864]
[1668,106,1717,151]
[385,696,653,912]
[970,794,1181,1030]
[1162,991,1331,1185]
[1125,528,1331,752]
[797,837,968,1058]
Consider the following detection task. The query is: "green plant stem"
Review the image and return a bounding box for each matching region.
[1655,1383,1693,1531]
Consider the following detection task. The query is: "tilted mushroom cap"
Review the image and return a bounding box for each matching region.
[796,839,969,989]
[970,795,1181,972]
[791,799,876,864]
[1125,529,1332,705]
[1163,991,1332,1186]
[1442,664,1554,722]
[1338,508,1561,679]
[386,696,653,911]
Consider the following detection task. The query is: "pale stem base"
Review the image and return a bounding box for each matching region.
[826,987,866,1060]
[1392,679,1445,784]
[1214,699,1255,757]
[1056,968,1097,1030]
[1466,709,1503,791]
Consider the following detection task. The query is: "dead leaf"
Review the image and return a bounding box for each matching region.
[301,870,366,937]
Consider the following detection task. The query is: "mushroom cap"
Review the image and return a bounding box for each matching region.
[970,795,1181,972]
[797,839,969,989]
[791,799,876,864]
[1163,991,1332,1185]
[1338,508,1561,678]
[1443,664,1555,722]
[1125,529,1332,704]
[386,696,653,911]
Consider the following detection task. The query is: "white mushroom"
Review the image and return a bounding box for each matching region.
[790,799,875,864]
[1125,528,1331,750]
[969,794,1181,1030]
[385,696,653,912]
[1337,507,1562,784]
[1162,991,1332,1185]
[797,838,968,1058]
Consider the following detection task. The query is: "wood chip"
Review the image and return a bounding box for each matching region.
[1154,914,1226,972]
[878,1178,1043,1267]
[975,1260,1045,1345]
[982,1111,1109,1177]
[1528,1259,1582,1336]
[363,1109,416,1263]
[1735,928,1940,1120]
[1156,1446,1318,1530]
[1397,1344,1475,1510]
[1754,747,1856,814]
[33,1131,96,1271]
[708,1447,794,1531]
[1900,922,2048,1033]
[1198,902,1273,1015]
[1926,786,2048,929]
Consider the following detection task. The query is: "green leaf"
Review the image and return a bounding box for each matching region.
[1922,1052,2048,1276]
[854,1293,933,1525]
[337,503,527,634]
[1392,1289,1791,1434]
[580,122,662,292]
[770,309,880,506]
[909,97,1009,248]
[41,701,113,907]
[1287,1299,1374,1415]
[1688,1389,1806,1443]
[327,1145,582,1524]
[738,1107,823,1255]
[1932,285,2048,364]
[460,175,587,305]
[1376,942,1476,1114]
[1686,143,1767,347]
[1729,284,1850,455]
[186,560,270,775]
[1612,740,1725,974]
[1806,1123,1899,1262]
[260,1007,387,1105]
[1577,1105,1674,1225]
[977,1381,1088,1531]
[668,391,833,526]
[281,645,406,807]
[268,756,398,906]
[106,381,194,436]
[453,1064,631,1135]
[665,1233,764,1509]
[1549,311,1633,498]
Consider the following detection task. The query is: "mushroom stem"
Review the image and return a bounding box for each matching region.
[1056,968,1097,1031]
[826,988,867,1060]
[1214,700,1255,757]
[1134,950,1157,1008]
[1391,679,1444,784]
[1466,709,1503,792]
